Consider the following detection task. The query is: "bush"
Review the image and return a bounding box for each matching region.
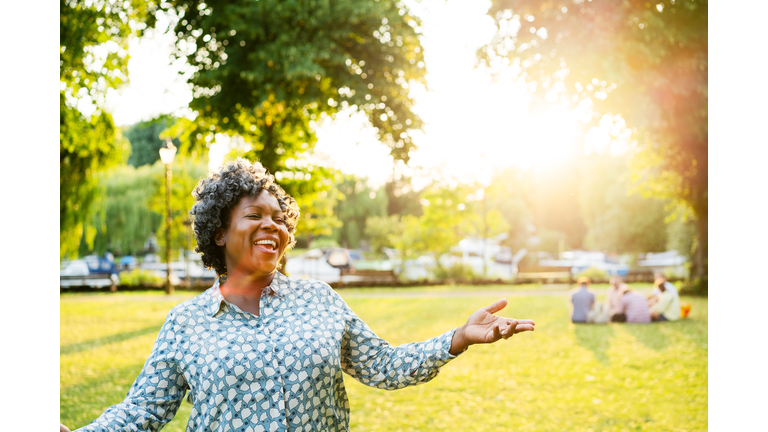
[119,268,163,287]
[679,276,708,296]
[576,267,609,282]
[433,262,477,283]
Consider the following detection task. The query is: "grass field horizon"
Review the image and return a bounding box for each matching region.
[61,285,707,431]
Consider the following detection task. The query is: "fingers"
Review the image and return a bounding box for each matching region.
[493,323,502,341]
[484,298,508,314]
[500,319,518,339]
[500,319,535,338]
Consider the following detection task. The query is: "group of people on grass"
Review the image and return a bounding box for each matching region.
[571,272,688,324]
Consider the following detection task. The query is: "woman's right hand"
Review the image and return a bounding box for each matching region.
[60,424,71,432]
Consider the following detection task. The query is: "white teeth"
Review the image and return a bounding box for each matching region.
[255,240,277,248]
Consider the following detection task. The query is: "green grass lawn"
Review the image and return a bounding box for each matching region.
[61,286,707,431]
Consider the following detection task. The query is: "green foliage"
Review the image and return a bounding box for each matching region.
[330,175,388,249]
[118,268,164,287]
[384,176,423,217]
[60,94,129,259]
[666,217,696,260]
[125,116,180,168]
[485,167,533,250]
[364,215,402,255]
[78,159,208,260]
[481,0,708,276]
[432,262,478,283]
[679,275,708,297]
[60,0,155,105]
[160,0,425,170]
[80,164,162,257]
[575,267,609,282]
[579,154,668,253]
[60,0,157,258]
[276,165,344,248]
[61,290,708,431]
[156,0,426,248]
[149,158,210,261]
[396,184,480,258]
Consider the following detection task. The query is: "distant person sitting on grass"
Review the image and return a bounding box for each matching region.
[571,276,595,324]
[606,275,630,316]
[611,286,651,323]
[647,272,678,306]
[650,278,681,322]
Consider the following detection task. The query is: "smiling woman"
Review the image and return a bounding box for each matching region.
[63,158,535,432]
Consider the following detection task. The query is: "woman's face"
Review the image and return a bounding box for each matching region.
[215,190,291,278]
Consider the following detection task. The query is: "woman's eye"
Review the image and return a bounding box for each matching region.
[248,214,261,219]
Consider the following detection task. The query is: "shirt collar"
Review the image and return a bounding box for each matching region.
[207,272,292,317]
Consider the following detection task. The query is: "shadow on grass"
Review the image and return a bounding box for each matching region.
[61,325,161,356]
[622,323,672,352]
[573,324,615,364]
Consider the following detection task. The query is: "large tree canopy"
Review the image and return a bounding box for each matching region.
[161,0,426,172]
[480,0,707,279]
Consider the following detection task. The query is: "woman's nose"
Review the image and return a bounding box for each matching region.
[260,217,278,230]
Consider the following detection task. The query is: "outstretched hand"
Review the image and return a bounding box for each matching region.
[449,298,535,355]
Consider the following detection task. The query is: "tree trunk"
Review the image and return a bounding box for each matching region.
[260,124,279,174]
[693,214,708,280]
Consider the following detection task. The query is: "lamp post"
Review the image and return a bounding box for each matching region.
[159,140,177,295]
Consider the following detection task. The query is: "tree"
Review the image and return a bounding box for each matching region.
[395,184,481,258]
[330,175,388,249]
[364,215,402,255]
[157,0,426,248]
[60,94,128,258]
[79,158,210,260]
[480,0,708,280]
[79,163,164,257]
[579,154,668,254]
[125,115,180,168]
[60,0,157,258]
[161,0,425,172]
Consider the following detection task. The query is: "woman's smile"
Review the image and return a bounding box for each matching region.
[254,238,279,254]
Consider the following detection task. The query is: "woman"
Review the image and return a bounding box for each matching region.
[62,159,535,432]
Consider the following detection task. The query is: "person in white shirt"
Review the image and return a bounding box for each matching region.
[647,272,678,306]
[650,278,681,322]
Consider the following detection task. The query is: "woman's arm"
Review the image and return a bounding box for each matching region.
[335,290,533,390]
[70,309,190,432]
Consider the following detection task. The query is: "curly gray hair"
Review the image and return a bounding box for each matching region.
[189,158,300,276]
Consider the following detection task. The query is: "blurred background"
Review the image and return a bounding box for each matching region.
[60,0,707,292]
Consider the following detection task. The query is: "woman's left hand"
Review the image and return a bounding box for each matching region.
[449,298,535,355]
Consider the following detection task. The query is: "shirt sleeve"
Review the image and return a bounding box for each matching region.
[75,308,189,432]
[329,288,462,391]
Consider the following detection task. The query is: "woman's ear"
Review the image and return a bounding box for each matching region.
[214,228,226,247]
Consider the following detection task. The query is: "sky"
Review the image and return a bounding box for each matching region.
[103,0,611,189]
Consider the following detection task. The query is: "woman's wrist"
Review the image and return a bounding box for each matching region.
[449,324,470,355]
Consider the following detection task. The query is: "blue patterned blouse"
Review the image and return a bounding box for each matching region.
[76,272,462,432]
